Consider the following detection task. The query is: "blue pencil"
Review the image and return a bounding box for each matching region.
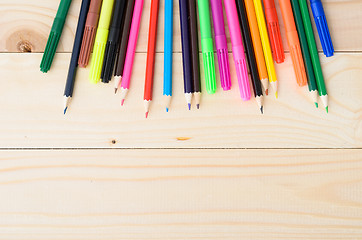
[163,0,173,112]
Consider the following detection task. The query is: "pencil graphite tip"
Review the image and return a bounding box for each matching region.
[260,106,264,114]
[64,107,68,115]
[188,103,191,110]
[315,102,319,108]
[196,104,200,110]
[114,88,118,94]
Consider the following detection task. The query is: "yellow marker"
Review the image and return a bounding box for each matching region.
[89,0,115,84]
[252,0,278,96]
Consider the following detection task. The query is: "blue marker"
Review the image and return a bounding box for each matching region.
[309,0,334,57]
[163,0,173,112]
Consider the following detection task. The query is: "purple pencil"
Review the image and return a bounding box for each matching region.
[210,0,231,91]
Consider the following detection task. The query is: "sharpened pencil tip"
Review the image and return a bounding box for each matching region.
[121,99,125,106]
[275,91,278,99]
[188,103,191,110]
[196,104,200,110]
[326,106,328,113]
[265,89,269,96]
[315,102,318,108]
[145,112,149,118]
[64,107,68,115]
[166,108,169,113]
[114,88,118,94]
[260,106,263,114]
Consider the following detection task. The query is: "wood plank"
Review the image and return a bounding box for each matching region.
[0,0,361,53]
[0,53,360,148]
[0,149,361,240]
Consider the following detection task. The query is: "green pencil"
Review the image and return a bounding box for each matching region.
[291,0,318,108]
[40,0,73,73]
[298,0,328,112]
[197,0,217,94]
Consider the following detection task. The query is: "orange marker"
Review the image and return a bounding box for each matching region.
[244,0,269,95]
[278,0,307,86]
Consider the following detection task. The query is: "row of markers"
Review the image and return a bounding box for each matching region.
[40,0,334,117]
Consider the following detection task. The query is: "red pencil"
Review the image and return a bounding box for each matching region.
[144,0,160,118]
[262,0,285,63]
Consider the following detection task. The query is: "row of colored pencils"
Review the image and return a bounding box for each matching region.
[40,0,334,117]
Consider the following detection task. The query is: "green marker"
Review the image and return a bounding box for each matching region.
[40,0,72,73]
[197,0,217,94]
[89,0,115,84]
[298,0,328,112]
[290,0,318,108]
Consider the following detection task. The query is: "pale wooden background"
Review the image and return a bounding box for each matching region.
[0,0,361,239]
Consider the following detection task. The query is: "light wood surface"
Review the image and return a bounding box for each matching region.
[0,149,362,240]
[0,0,361,239]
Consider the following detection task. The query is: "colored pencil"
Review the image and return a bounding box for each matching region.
[243,0,269,95]
[63,0,91,114]
[119,0,144,105]
[197,0,217,95]
[210,0,231,91]
[88,0,115,84]
[113,0,135,93]
[299,0,328,112]
[78,0,103,68]
[235,0,264,113]
[144,0,160,118]
[40,0,72,73]
[163,0,173,112]
[252,0,278,97]
[187,0,202,109]
[262,0,285,63]
[291,0,318,107]
[309,0,334,57]
[279,0,307,87]
[223,0,251,101]
[179,0,193,109]
[101,0,127,83]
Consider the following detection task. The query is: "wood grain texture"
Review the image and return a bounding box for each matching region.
[0,53,361,148]
[0,0,361,53]
[0,149,361,240]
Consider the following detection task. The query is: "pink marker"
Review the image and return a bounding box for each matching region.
[223,0,251,101]
[119,0,144,105]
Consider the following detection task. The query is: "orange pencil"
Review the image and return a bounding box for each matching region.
[278,0,307,86]
[144,0,159,118]
[244,0,269,95]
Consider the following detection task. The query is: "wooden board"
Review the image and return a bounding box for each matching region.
[0,52,361,148]
[1,0,362,53]
[0,149,361,240]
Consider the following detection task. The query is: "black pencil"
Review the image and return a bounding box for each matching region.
[113,0,135,92]
[187,0,202,109]
[236,0,264,114]
[63,0,91,114]
[101,0,127,83]
[179,0,194,109]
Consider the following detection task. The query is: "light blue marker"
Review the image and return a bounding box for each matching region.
[163,0,173,112]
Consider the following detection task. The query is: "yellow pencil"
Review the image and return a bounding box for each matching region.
[252,0,278,97]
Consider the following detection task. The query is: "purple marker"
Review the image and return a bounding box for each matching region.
[210,0,231,91]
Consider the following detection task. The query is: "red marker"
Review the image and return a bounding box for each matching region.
[262,0,285,63]
[144,0,159,118]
